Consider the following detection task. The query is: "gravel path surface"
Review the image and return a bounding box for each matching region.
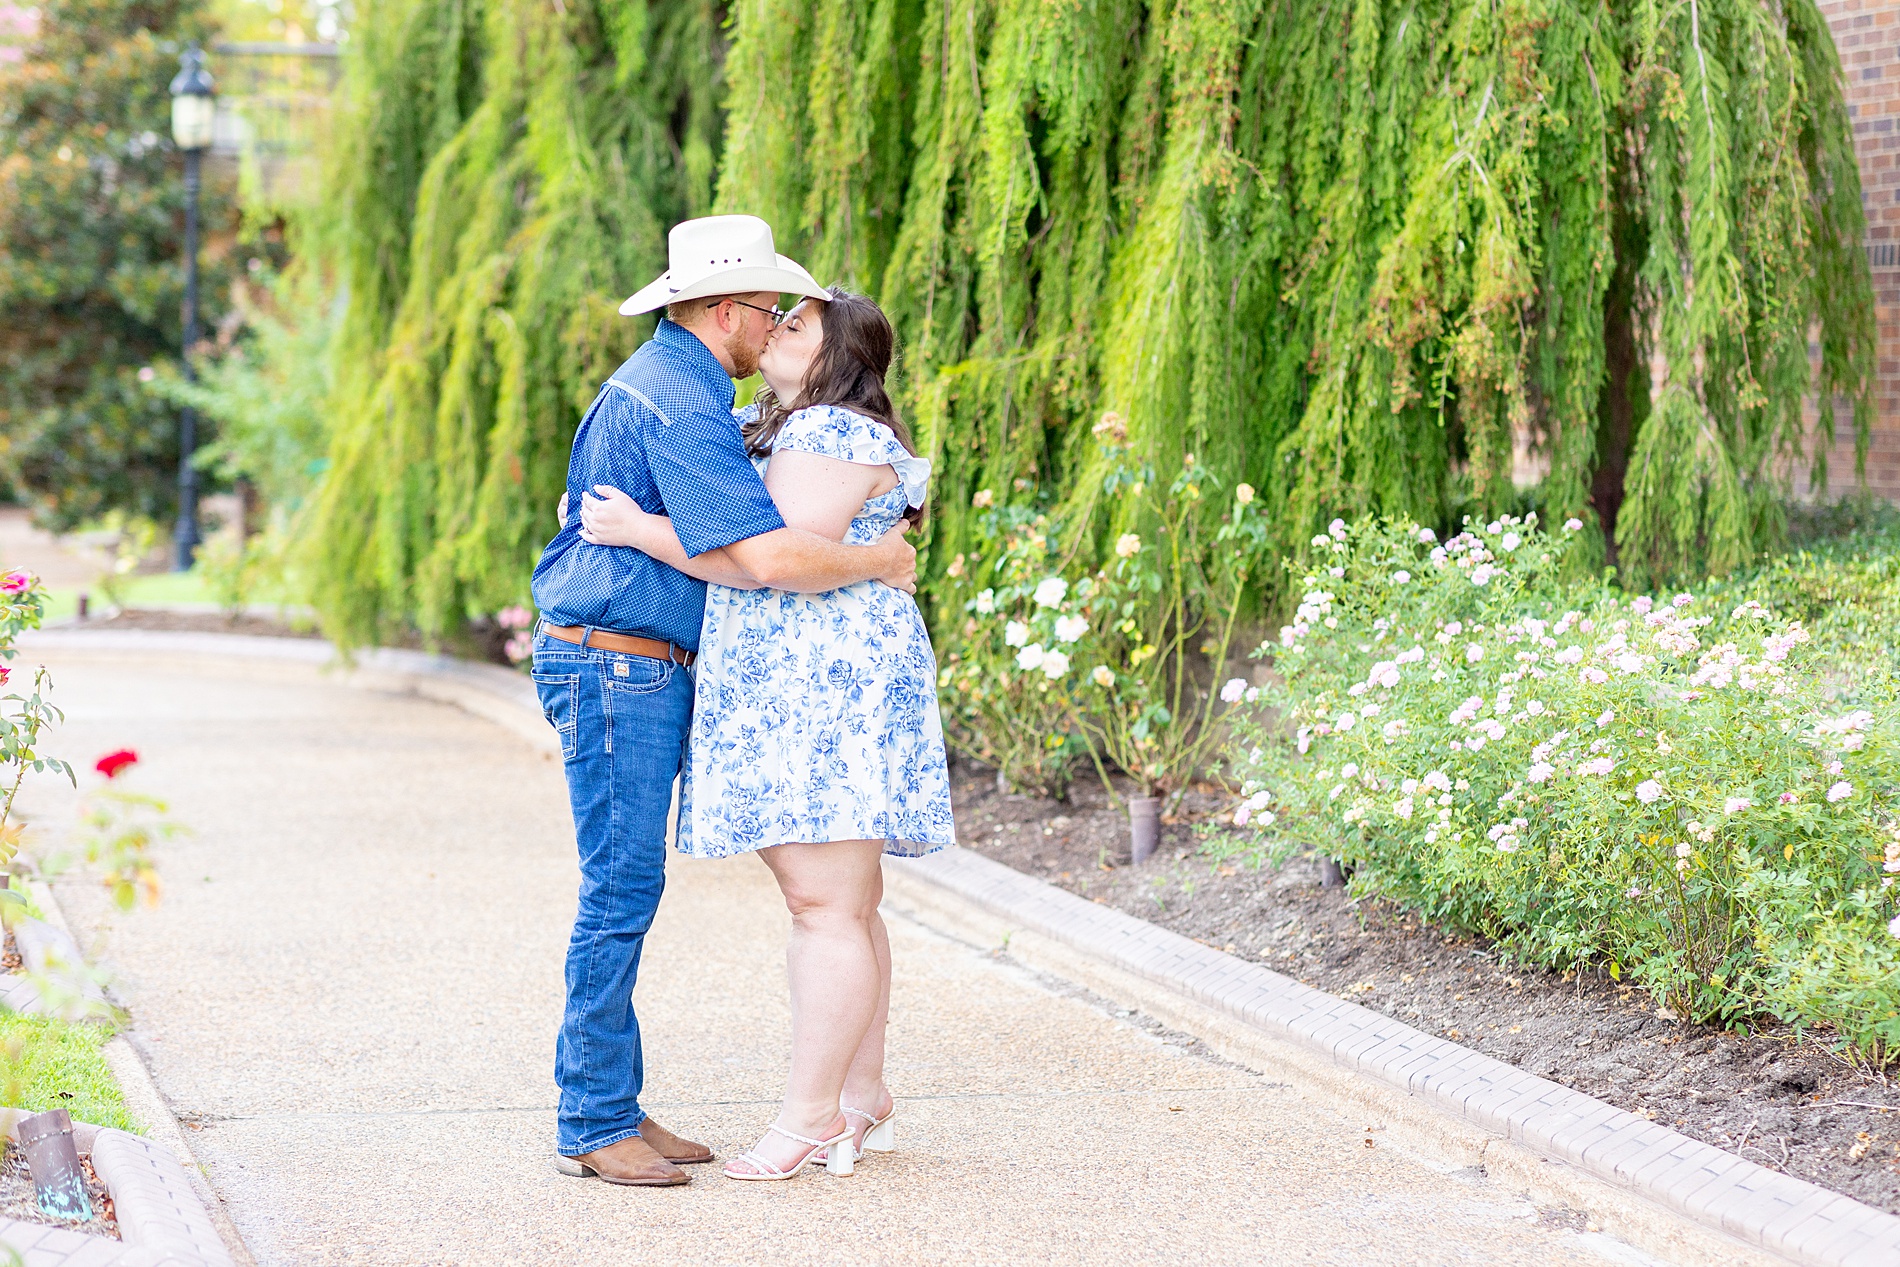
[14,651,1696,1265]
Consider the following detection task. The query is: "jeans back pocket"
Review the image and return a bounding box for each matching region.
[532,672,582,760]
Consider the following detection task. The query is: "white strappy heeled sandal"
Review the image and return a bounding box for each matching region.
[845,1102,896,1154]
[722,1122,857,1181]
[817,1102,895,1166]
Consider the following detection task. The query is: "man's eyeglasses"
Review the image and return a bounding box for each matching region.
[709,298,787,326]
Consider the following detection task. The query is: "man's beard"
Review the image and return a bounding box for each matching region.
[723,323,763,378]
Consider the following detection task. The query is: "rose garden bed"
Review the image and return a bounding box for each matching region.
[948,760,1900,1216]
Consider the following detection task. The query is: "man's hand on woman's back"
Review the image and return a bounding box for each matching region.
[875,522,917,594]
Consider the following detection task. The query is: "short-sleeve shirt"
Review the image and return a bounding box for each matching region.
[530,320,786,650]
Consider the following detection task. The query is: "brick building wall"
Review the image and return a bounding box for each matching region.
[1819,0,1900,502]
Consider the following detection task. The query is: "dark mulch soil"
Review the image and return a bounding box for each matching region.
[948,759,1900,1215]
[0,1144,117,1239]
[74,609,319,640]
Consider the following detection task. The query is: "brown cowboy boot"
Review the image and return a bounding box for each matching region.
[554,1134,690,1187]
[640,1117,714,1165]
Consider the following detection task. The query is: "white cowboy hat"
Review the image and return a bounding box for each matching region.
[619,215,828,316]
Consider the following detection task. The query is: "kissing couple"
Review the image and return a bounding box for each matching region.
[529,215,957,1185]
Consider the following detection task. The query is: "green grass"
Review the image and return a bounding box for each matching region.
[40,567,308,623]
[0,1012,137,1131]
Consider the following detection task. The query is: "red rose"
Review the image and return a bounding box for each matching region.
[0,570,33,595]
[0,666,10,686]
[95,749,138,779]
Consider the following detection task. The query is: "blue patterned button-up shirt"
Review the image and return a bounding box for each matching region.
[531,320,786,651]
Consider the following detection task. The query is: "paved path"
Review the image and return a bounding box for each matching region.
[18,651,1660,1266]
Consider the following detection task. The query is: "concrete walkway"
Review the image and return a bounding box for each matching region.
[17,651,1661,1266]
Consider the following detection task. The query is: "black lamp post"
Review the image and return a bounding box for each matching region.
[168,46,215,571]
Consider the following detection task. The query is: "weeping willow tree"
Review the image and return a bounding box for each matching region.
[304,0,723,645]
[718,0,1872,599]
[307,0,1872,643]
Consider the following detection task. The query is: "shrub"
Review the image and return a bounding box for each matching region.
[935,427,1269,802]
[1225,514,1900,1060]
[935,501,1095,797]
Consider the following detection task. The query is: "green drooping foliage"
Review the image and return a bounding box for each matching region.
[716,0,1874,597]
[303,0,723,645]
[308,0,1874,644]
[0,0,232,530]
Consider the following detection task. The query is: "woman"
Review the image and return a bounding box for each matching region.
[574,287,955,1181]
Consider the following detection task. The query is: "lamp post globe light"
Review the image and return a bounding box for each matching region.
[168,46,214,571]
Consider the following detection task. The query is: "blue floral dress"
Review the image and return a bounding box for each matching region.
[675,403,957,858]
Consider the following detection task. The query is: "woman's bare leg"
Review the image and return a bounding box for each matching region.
[838,866,894,1133]
[726,839,884,1175]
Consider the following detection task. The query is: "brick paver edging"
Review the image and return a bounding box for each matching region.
[0,1129,234,1266]
[890,845,1900,1267]
[26,627,1900,1266]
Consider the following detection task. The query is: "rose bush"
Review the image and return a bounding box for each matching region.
[0,572,72,920]
[936,418,1269,803]
[935,502,1097,797]
[1223,515,1900,1060]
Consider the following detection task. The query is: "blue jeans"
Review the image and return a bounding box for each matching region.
[532,629,693,1156]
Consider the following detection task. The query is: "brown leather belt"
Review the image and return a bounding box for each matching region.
[542,624,696,667]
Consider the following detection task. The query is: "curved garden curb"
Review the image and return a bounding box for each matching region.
[2,906,113,1021]
[25,626,1900,1266]
[3,869,253,1267]
[881,847,1900,1267]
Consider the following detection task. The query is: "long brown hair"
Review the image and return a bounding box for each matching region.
[744,287,915,461]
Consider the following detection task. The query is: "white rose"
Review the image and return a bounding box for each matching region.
[974,589,996,614]
[1033,577,1069,608]
[1040,649,1071,678]
[1015,643,1046,672]
[1235,483,1255,506]
[1091,665,1114,688]
[1116,533,1142,558]
[1054,614,1089,643]
[1004,620,1029,648]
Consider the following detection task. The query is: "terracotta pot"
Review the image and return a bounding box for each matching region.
[1128,796,1161,863]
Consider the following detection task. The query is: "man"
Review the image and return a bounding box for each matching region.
[530,215,915,1187]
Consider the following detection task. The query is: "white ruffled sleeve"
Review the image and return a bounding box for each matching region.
[774,404,931,509]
